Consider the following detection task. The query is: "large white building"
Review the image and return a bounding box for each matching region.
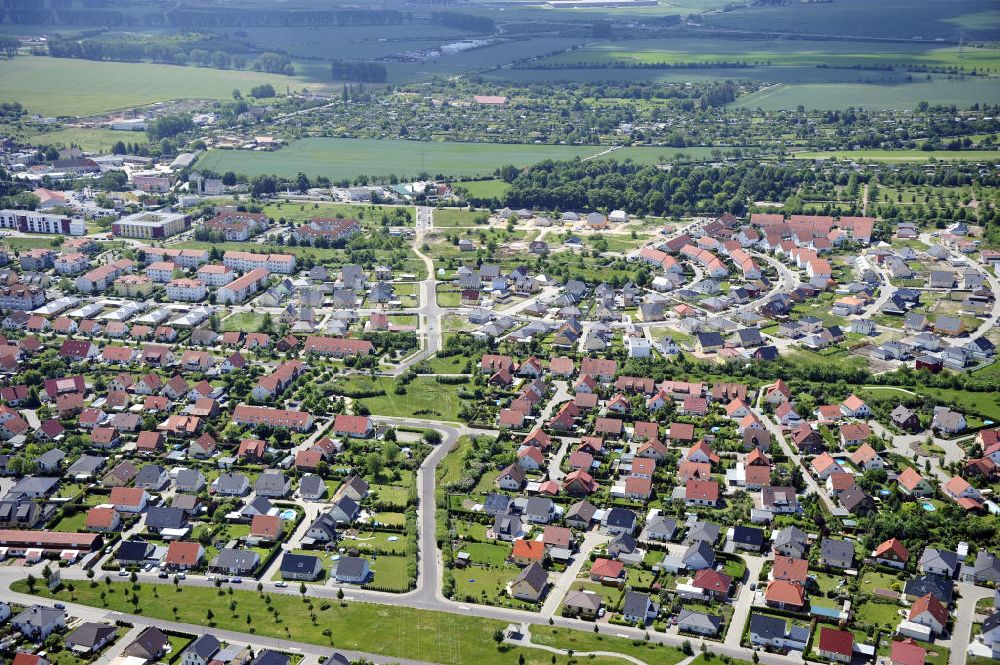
[165,278,207,302]
[112,211,188,240]
[216,268,269,304]
[223,251,295,275]
[196,264,235,287]
[0,209,86,236]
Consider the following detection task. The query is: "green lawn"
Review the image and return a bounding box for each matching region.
[335,375,467,421]
[3,236,64,252]
[855,600,903,629]
[566,581,622,606]
[436,285,462,308]
[433,208,488,227]
[453,180,512,199]
[364,554,412,592]
[458,542,512,567]
[0,55,323,116]
[343,531,407,555]
[221,311,267,331]
[15,580,619,665]
[27,127,146,152]
[530,626,686,664]
[452,565,520,605]
[860,570,904,593]
[51,511,88,532]
[425,353,471,374]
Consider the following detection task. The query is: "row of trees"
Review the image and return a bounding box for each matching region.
[330,60,387,83]
[45,36,292,75]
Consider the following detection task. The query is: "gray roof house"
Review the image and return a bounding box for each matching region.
[684,521,720,546]
[144,506,188,533]
[682,541,716,571]
[209,548,260,575]
[565,500,596,529]
[920,548,959,577]
[65,454,105,479]
[280,552,325,581]
[305,512,338,544]
[174,468,205,493]
[123,627,170,661]
[492,514,522,542]
[510,561,548,602]
[37,448,66,472]
[748,614,809,651]
[602,507,637,535]
[818,538,855,569]
[677,609,721,636]
[961,549,1000,584]
[299,474,326,501]
[65,622,117,653]
[620,591,656,624]
[212,472,250,496]
[9,476,60,498]
[523,497,555,524]
[334,556,370,584]
[330,496,360,524]
[642,514,677,542]
[483,492,513,516]
[254,471,290,498]
[183,634,221,665]
[773,526,808,559]
[135,464,169,490]
[13,605,66,642]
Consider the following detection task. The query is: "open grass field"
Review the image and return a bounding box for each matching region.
[530,626,686,664]
[453,179,512,199]
[194,138,676,181]
[14,580,630,665]
[334,375,466,421]
[0,56,325,117]
[538,38,1000,73]
[26,127,146,152]
[220,312,268,332]
[734,77,1000,110]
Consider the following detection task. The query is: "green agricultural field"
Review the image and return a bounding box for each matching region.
[14,580,626,665]
[194,138,672,181]
[699,0,1000,41]
[735,78,1000,110]
[538,38,1000,73]
[0,56,325,117]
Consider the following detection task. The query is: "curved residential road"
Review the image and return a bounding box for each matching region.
[919,231,1000,342]
[4,410,804,665]
[387,206,443,376]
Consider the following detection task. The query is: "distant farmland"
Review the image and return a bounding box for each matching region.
[734,77,1000,110]
[537,38,1000,73]
[193,138,683,180]
[0,56,325,116]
